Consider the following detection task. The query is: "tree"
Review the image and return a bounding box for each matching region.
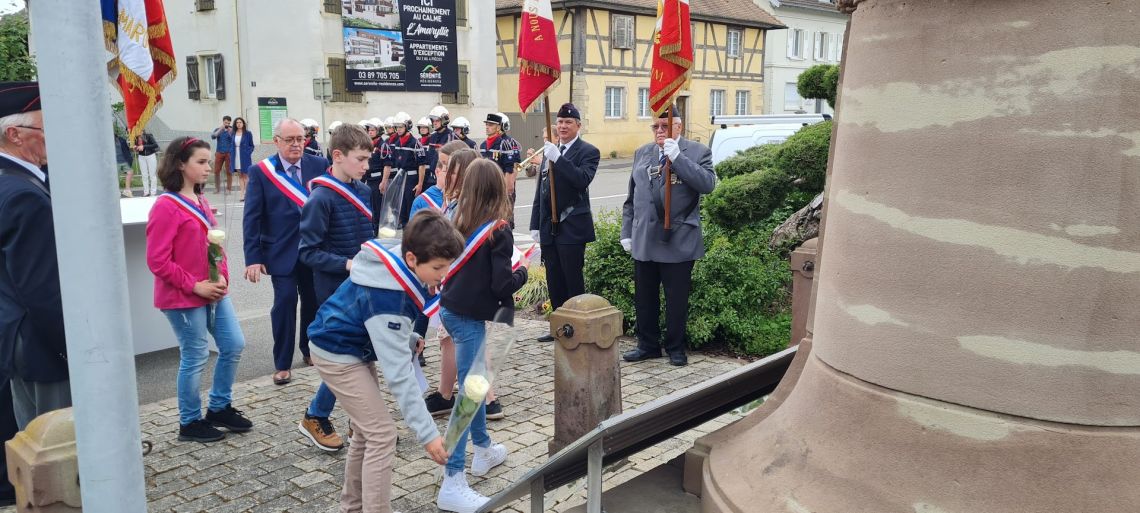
[0,9,34,81]
[796,64,839,109]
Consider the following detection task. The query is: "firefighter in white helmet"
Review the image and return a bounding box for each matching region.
[378,111,427,226]
[449,116,476,149]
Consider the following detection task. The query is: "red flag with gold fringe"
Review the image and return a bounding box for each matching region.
[517,0,561,112]
[649,0,692,115]
[102,0,176,141]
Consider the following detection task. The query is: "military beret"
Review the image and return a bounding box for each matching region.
[557,103,580,120]
[657,104,682,120]
[0,82,41,118]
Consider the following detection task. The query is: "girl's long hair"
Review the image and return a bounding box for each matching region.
[452,158,511,237]
[157,136,212,194]
[443,148,479,202]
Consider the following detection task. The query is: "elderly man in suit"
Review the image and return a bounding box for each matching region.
[620,107,717,366]
[528,103,601,342]
[243,118,329,386]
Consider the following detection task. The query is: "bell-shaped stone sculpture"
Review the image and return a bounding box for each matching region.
[702,1,1140,511]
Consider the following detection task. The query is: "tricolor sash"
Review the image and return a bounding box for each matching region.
[258,155,308,208]
[442,220,505,286]
[310,176,373,221]
[419,191,443,212]
[160,192,211,231]
[362,240,437,314]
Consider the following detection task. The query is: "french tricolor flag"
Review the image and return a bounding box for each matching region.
[517,0,561,113]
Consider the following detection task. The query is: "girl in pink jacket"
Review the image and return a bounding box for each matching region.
[146,136,251,443]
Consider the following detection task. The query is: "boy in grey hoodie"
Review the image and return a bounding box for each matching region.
[307,210,464,511]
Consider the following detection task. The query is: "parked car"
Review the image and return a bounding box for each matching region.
[709,114,830,165]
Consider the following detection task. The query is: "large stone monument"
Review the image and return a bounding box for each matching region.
[702,1,1140,511]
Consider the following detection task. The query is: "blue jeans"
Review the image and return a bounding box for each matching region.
[440,307,491,476]
[163,297,246,426]
[307,383,336,418]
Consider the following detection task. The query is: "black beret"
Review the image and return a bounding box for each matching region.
[557,103,580,120]
[0,82,41,118]
[658,104,681,120]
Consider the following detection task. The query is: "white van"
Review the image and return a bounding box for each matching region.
[708,114,830,166]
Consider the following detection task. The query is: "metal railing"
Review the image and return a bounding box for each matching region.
[476,345,799,513]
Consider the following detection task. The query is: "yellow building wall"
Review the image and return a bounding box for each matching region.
[496,8,768,157]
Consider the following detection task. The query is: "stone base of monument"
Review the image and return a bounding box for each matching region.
[563,456,698,513]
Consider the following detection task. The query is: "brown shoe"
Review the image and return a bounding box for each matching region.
[273,370,291,385]
[299,415,344,452]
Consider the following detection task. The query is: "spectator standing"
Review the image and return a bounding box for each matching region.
[135,130,160,197]
[210,115,235,193]
[232,117,255,202]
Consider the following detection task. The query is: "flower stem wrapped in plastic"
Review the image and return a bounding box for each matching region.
[206,229,226,283]
[442,307,516,453]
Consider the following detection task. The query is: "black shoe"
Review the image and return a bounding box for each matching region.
[424,391,455,417]
[485,399,504,420]
[623,348,663,362]
[669,354,689,366]
[179,419,225,443]
[206,404,253,432]
[536,334,556,342]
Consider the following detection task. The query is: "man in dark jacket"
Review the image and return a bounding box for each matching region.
[0,82,71,432]
[528,103,600,342]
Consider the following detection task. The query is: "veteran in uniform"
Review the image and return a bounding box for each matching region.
[620,107,717,366]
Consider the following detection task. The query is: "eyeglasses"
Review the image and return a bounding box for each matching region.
[14,125,43,131]
[649,123,680,132]
[276,136,305,145]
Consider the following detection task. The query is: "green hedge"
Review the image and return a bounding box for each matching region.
[774,120,832,193]
[713,143,779,181]
[797,64,839,108]
[703,168,791,231]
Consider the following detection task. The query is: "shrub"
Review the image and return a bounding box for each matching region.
[515,264,550,313]
[714,143,780,180]
[774,120,832,193]
[797,64,839,108]
[583,211,637,331]
[703,168,791,231]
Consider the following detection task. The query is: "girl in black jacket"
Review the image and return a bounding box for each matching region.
[436,159,527,511]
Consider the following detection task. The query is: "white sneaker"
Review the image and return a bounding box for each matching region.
[471,442,508,477]
[437,471,489,513]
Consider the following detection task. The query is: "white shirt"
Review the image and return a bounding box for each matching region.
[0,150,46,183]
[557,135,580,154]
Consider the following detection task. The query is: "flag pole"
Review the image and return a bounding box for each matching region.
[663,104,674,236]
[543,94,559,236]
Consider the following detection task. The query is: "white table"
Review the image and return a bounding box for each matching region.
[120,197,179,355]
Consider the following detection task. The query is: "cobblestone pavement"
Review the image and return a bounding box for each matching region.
[35,318,744,513]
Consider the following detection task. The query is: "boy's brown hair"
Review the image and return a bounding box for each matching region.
[403,210,464,263]
[329,124,373,156]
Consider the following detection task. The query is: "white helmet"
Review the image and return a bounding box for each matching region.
[496,112,511,132]
[428,105,450,125]
[300,118,319,128]
[358,119,372,128]
[393,112,412,129]
[327,120,343,132]
[368,117,383,129]
[415,116,432,129]
[385,116,396,128]
[451,116,470,135]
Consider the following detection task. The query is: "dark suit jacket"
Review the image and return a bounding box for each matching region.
[0,155,68,382]
[243,153,329,275]
[529,138,601,245]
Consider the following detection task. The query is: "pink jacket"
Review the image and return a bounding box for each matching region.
[146,194,230,309]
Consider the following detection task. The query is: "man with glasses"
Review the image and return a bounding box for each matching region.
[243,118,328,390]
[527,103,600,342]
[620,106,717,367]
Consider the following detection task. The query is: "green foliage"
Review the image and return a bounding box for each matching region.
[703,168,791,231]
[797,64,839,108]
[0,10,34,81]
[713,142,779,180]
[774,120,832,193]
[583,211,637,330]
[514,265,550,313]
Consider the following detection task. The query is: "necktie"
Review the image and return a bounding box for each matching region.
[288,165,300,184]
[659,151,666,167]
[559,144,566,154]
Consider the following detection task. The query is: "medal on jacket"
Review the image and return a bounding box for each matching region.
[309,176,372,221]
[362,240,437,315]
[160,192,212,231]
[258,155,308,208]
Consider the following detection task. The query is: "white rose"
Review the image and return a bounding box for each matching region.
[463,375,490,404]
[207,229,226,245]
[378,226,397,238]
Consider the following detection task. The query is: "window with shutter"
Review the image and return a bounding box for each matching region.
[195,0,215,11]
[213,54,226,100]
[441,64,469,104]
[185,56,200,101]
[787,29,805,60]
[323,0,341,15]
[612,15,633,50]
[456,0,468,27]
[814,32,826,60]
[327,58,363,103]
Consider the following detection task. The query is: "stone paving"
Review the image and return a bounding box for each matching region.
[84,318,744,512]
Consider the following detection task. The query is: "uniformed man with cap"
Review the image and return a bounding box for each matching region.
[620,106,717,366]
[0,82,71,443]
[301,118,322,158]
[527,103,600,341]
[480,112,522,226]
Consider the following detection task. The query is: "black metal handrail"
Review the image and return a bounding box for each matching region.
[477,345,798,513]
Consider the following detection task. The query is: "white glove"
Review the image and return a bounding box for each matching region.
[663,138,681,161]
[620,238,632,252]
[543,141,561,163]
[531,230,541,242]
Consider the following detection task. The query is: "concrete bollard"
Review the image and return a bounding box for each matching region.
[789,238,818,346]
[548,294,623,455]
[5,409,80,512]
